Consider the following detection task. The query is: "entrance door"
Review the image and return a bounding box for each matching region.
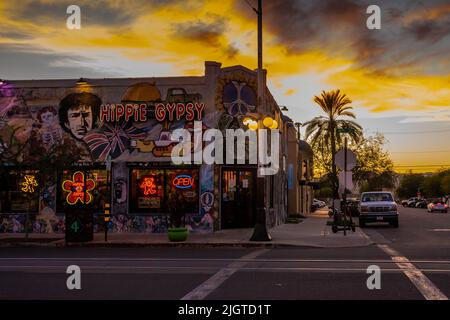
[221,168,256,229]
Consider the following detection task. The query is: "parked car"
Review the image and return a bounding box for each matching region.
[313,199,326,208]
[402,197,418,207]
[359,191,399,228]
[408,198,421,207]
[427,199,448,213]
[415,199,429,208]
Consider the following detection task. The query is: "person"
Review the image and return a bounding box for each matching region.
[59,92,101,140]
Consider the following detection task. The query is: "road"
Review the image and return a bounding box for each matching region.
[0,206,449,300]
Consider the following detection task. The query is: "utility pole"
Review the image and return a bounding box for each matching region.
[250,0,271,241]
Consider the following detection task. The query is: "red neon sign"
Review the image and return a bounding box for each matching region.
[172,174,194,189]
[140,177,157,195]
[62,171,96,205]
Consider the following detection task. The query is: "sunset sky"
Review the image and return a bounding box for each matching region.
[1,0,450,173]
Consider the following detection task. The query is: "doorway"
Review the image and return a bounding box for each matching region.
[221,167,256,229]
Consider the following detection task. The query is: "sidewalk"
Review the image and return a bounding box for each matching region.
[0,210,372,248]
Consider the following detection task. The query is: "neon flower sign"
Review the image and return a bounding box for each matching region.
[21,175,38,193]
[173,174,194,189]
[140,177,157,195]
[62,171,96,205]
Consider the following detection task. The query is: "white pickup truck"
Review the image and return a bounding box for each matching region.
[359,191,399,228]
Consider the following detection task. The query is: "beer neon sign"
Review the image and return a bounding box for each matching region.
[62,171,96,205]
[140,177,157,195]
[21,175,38,193]
[172,174,194,190]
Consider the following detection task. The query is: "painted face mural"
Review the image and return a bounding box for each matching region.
[59,93,101,140]
[114,178,127,204]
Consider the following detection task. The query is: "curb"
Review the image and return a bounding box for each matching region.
[0,240,373,249]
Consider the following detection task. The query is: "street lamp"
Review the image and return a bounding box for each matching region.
[244,0,271,241]
[243,114,275,241]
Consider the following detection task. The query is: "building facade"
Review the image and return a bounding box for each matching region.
[285,120,314,217]
[0,61,288,234]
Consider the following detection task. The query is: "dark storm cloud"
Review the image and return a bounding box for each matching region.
[406,20,450,42]
[3,0,191,28]
[0,44,118,80]
[5,1,132,27]
[174,19,227,47]
[234,0,450,75]
[0,30,33,40]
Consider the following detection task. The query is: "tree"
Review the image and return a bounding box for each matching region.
[352,134,396,192]
[396,173,425,199]
[304,90,363,198]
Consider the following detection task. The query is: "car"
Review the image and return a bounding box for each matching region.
[313,199,326,208]
[427,199,448,213]
[407,198,420,207]
[415,199,429,208]
[402,197,418,207]
[359,191,399,228]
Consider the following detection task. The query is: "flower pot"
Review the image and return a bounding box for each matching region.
[168,227,189,242]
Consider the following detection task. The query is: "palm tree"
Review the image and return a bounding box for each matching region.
[304,89,362,197]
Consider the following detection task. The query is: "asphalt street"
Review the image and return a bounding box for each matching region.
[0,206,449,300]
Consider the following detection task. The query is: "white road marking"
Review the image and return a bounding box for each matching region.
[1,257,450,264]
[378,244,448,300]
[429,229,450,232]
[181,249,269,300]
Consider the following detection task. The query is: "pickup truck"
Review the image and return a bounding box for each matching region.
[359,191,399,228]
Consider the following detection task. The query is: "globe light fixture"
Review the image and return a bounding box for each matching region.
[243,117,253,126]
[269,120,278,129]
[263,116,274,128]
[248,120,259,131]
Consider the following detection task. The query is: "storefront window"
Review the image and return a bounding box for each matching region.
[0,169,39,213]
[130,168,199,214]
[167,169,199,214]
[57,168,108,214]
[131,169,165,214]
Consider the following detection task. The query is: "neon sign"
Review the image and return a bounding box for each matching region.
[21,175,38,193]
[173,174,194,189]
[140,177,157,195]
[62,171,96,205]
[155,103,204,122]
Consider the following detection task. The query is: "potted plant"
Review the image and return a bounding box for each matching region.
[167,193,189,242]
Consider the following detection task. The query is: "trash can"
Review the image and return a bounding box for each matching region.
[65,204,94,243]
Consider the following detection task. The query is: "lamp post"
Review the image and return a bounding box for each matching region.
[243,0,271,241]
[243,114,276,242]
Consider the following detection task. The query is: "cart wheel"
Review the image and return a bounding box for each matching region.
[332,225,338,233]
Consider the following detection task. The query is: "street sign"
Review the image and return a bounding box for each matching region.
[338,171,354,194]
[335,149,357,170]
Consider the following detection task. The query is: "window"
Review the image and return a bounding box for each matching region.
[57,168,109,214]
[0,169,39,213]
[130,169,165,214]
[129,168,199,214]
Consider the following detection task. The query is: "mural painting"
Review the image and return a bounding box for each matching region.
[0,80,216,234]
[215,71,257,132]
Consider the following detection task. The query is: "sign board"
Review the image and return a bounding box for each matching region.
[335,149,357,171]
[338,171,354,194]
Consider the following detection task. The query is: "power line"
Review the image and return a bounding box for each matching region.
[371,128,450,135]
[390,150,450,154]
[393,164,450,167]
